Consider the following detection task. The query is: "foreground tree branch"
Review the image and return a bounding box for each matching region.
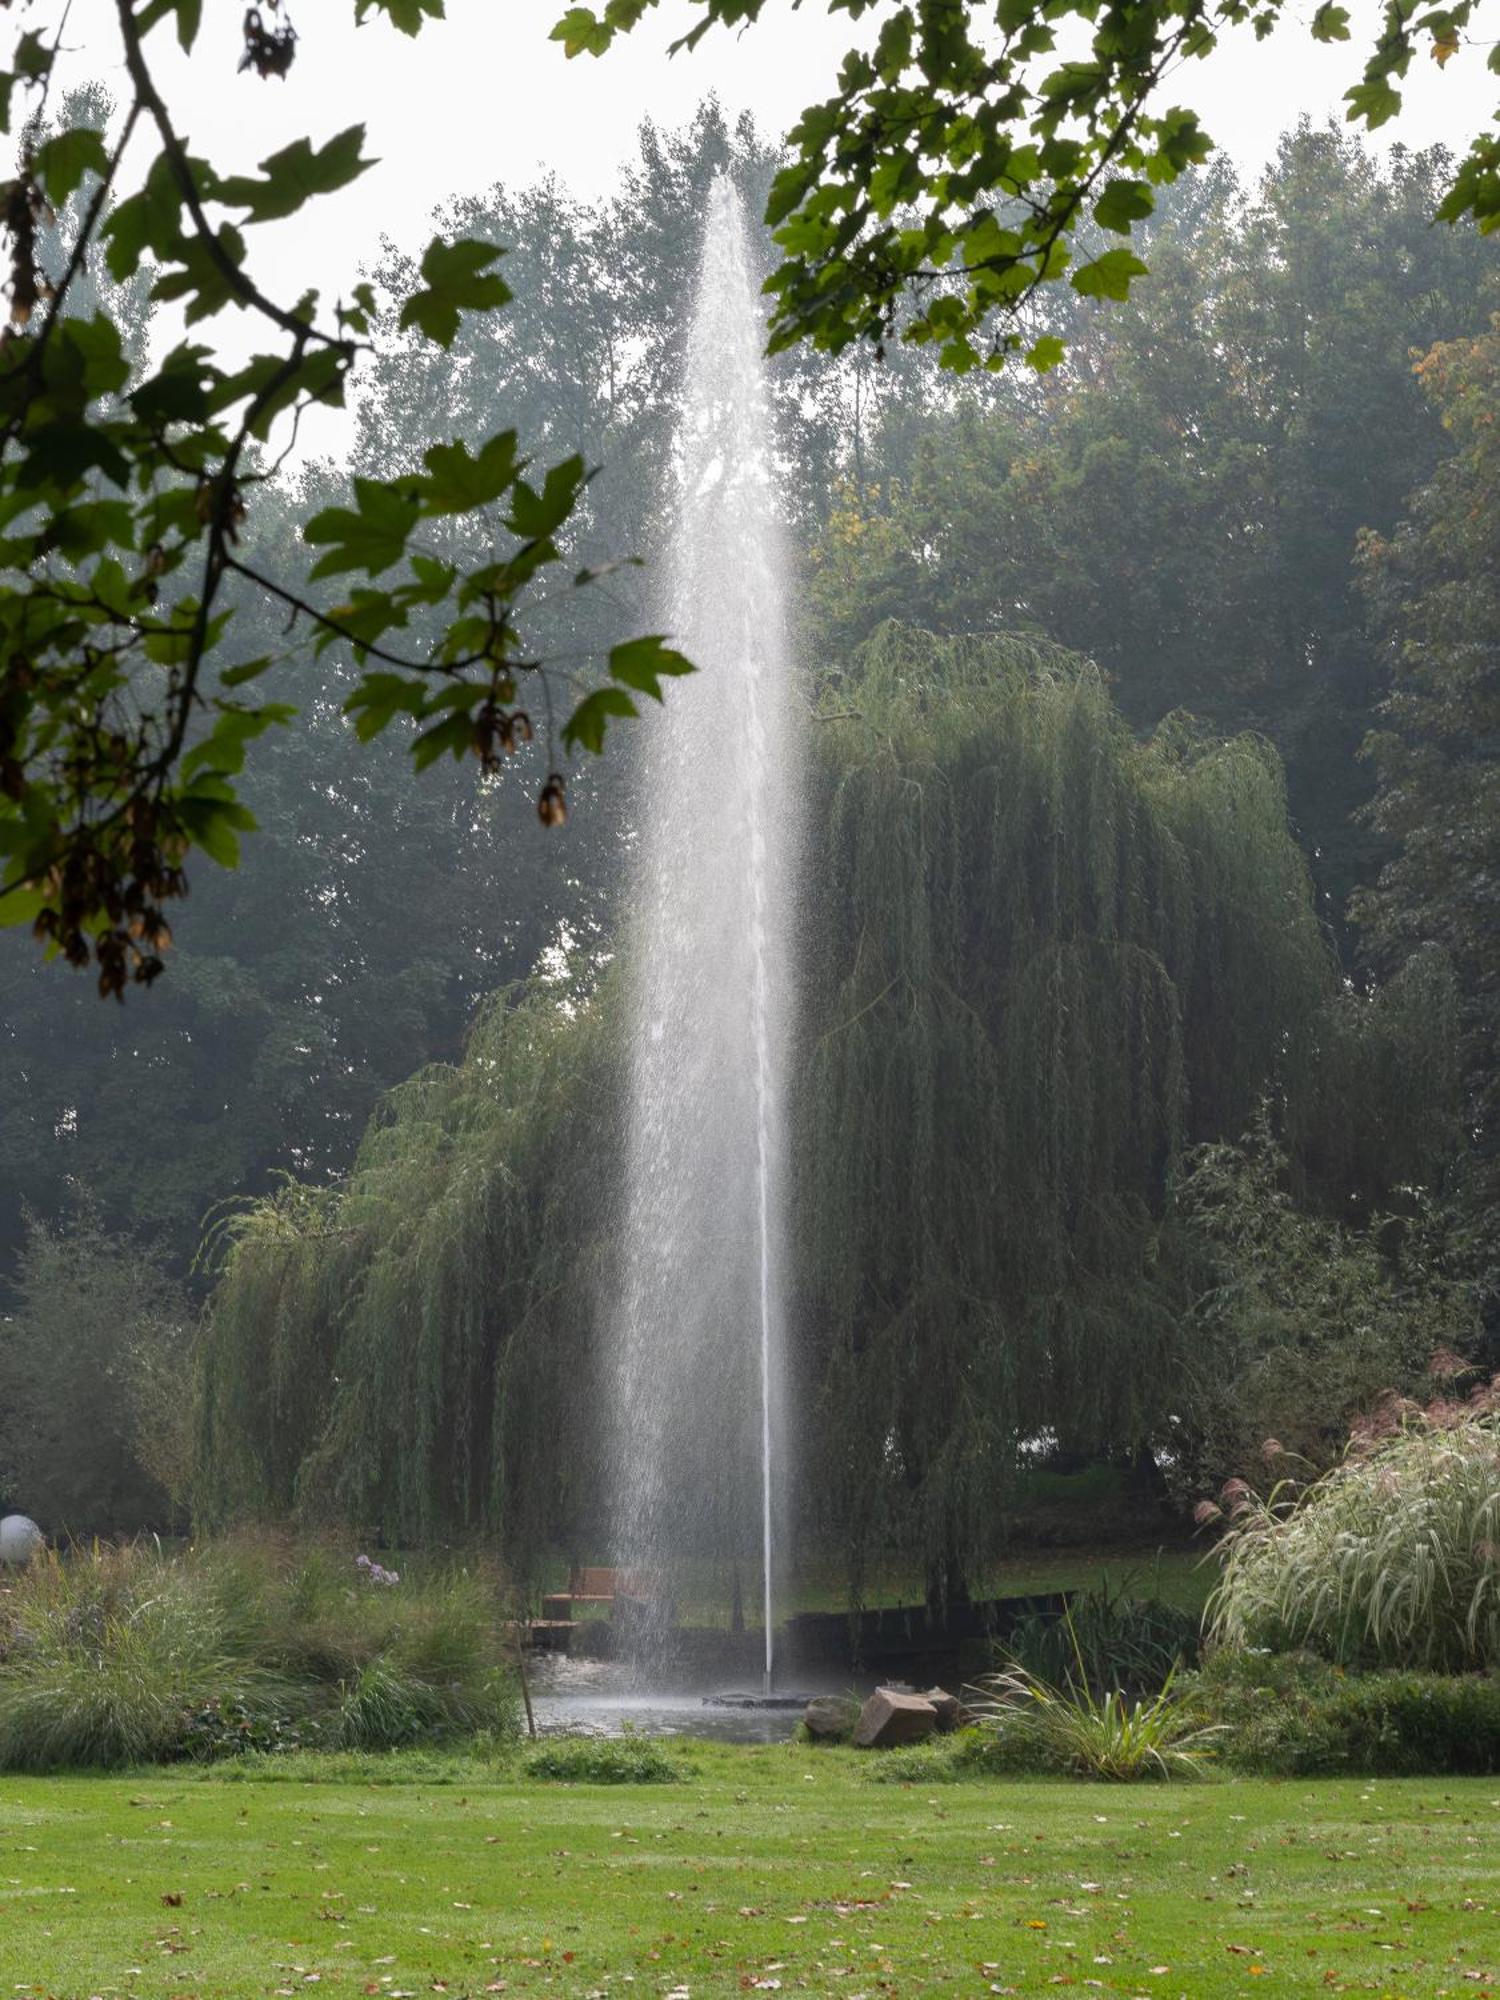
[558,0,1500,373]
[0,0,691,996]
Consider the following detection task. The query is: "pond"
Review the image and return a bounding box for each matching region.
[523,1651,863,1742]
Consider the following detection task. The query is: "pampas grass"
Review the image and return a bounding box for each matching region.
[1206,1385,1500,1670]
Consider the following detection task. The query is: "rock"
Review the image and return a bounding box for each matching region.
[851,1687,938,1749]
[802,1695,855,1741]
[922,1686,970,1733]
[0,1515,42,1567]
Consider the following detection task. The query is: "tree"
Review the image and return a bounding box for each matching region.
[0,475,616,1272]
[1170,1091,1476,1496]
[1355,319,1500,1316]
[193,622,1450,1595]
[0,1,690,996]
[7,0,1498,997]
[564,0,1500,370]
[803,127,1495,928]
[3,99,965,1275]
[0,1188,192,1532]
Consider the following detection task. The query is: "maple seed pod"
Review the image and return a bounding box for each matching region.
[537,774,567,829]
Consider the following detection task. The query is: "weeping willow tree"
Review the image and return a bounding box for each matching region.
[196,975,621,1564]
[196,622,1447,1590]
[798,626,1335,1600]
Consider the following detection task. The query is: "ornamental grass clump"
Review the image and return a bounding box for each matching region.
[971,1659,1221,1780]
[1205,1377,1500,1670]
[970,1612,1222,1781]
[0,1533,520,1771]
[0,1541,278,1770]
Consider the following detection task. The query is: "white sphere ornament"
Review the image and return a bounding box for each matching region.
[0,1515,43,1566]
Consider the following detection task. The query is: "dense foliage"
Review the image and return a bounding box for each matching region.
[6,0,1498,997]
[0,1535,519,1772]
[796,626,1449,1595]
[0,101,996,1276]
[1170,1097,1476,1493]
[1189,1647,1500,1776]
[195,625,1444,1591]
[805,126,1496,925]
[195,973,617,1555]
[0,3,686,995]
[1356,321,1500,1315]
[4,122,1482,1281]
[0,1190,191,1532]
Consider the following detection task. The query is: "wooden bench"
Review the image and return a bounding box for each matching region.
[541,1566,655,1622]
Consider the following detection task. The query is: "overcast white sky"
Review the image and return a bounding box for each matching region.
[65,0,1499,280]
[55,0,1500,451]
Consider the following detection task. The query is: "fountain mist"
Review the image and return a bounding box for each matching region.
[611,177,795,1692]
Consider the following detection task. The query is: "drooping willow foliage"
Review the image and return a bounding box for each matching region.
[196,980,621,1563]
[797,626,1336,1594]
[196,623,1445,1588]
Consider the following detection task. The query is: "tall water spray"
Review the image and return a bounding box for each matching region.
[611,177,795,1693]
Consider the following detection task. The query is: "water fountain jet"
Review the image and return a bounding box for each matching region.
[610,174,796,1697]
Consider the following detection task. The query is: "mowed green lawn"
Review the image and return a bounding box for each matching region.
[3,1744,1499,1998]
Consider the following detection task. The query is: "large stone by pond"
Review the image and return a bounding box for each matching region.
[802,1695,855,1741]
[0,1514,42,1566]
[851,1687,938,1749]
[922,1686,971,1733]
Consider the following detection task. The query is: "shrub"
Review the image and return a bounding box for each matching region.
[178,1697,318,1761]
[1004,1577,1201,1697]
[0,1534,521,1771]
[1191,1648,1500,1775]
[522,1732,689,1784]
[1205,1386,1500,1670]
[1169,1111,1474,1497]
[0,1542,271,1770]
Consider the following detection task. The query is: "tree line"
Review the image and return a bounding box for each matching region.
[2,112,1496,1584]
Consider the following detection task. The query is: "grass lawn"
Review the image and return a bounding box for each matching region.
[2,1743,1498,1998]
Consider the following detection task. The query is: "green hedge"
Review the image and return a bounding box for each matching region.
[1189,1650,1500,1776]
